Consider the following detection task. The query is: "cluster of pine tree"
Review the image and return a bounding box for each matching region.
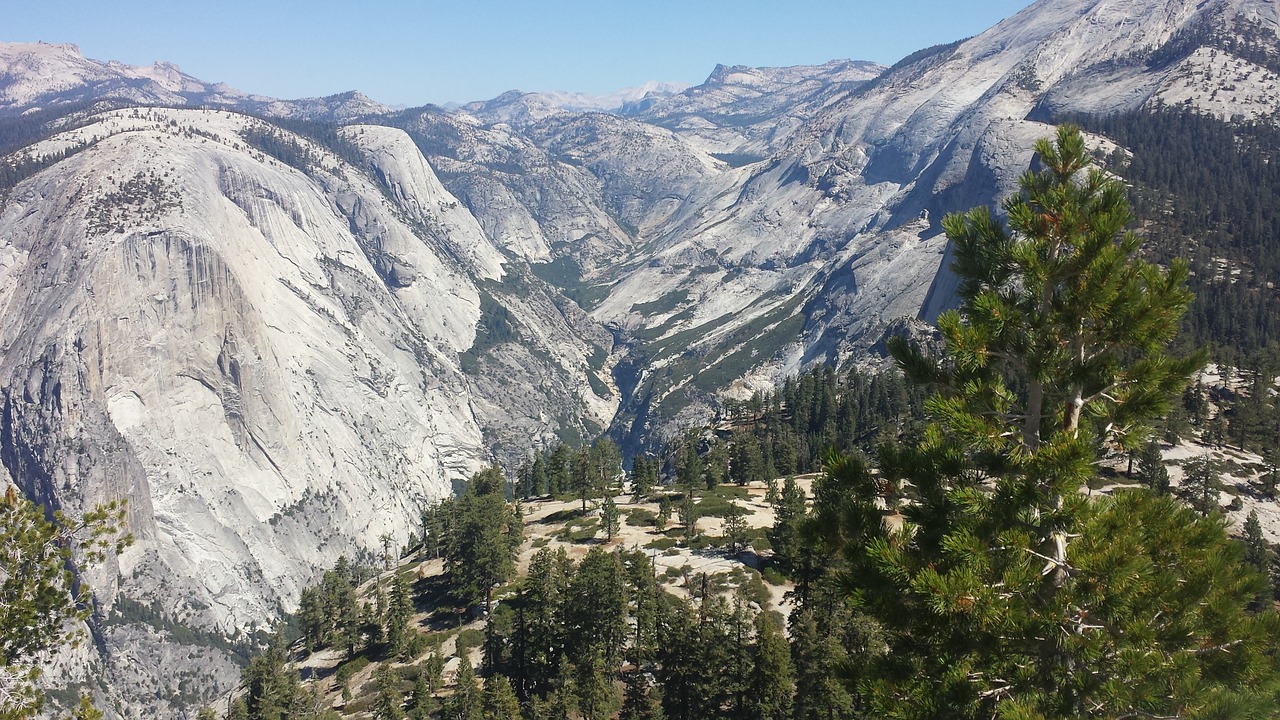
[294,556,415,659]
[234,467,523,719]
[1159,363,1280,457]
[1071,108,1280,357]
[718,368,927,483]
[808,125,1280,719]
[418,466,524,610]
[412,544,823,720]
[512,440,623,511]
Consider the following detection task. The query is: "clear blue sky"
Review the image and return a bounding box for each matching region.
[6,1,1034,107]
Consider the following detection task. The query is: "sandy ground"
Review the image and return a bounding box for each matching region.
[517,477,809,612]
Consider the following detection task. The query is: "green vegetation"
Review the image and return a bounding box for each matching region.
[106,596,259,665]
[0,145,87,196]
[457,291,519,374]
[513,438,622,511]
[0,489,131,719]
[815,125,1280,719]
[238,117,368,175]
[630,290,689,317]
[443,467,523,610]
[85,169,182,234]
[116,115,1280,720]
[1071,109,1280,359]
[709,152,766,168]
[530,256,613,311]
[719,365,927,484]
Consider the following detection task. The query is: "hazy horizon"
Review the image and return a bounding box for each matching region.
[6,0,1034,107]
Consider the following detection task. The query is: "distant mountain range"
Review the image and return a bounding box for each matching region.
[2,0,1278,714]
[0,41,392,119]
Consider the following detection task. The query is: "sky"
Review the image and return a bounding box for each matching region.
[6,1,1035,107]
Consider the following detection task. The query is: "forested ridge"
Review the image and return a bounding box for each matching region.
[1072,109,1280,361]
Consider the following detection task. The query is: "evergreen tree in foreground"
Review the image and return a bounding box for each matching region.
[817,125,1280,719]
[0,488,130,719]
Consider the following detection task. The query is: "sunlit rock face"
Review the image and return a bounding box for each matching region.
[0,109,487,716]
[0,105,624,715]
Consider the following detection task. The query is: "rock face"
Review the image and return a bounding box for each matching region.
[1,0,1278,714]
[0,109,610,716]
[622,59,887,156]
[518,0,1280,441]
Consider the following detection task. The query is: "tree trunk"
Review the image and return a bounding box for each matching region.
[1024,380,1044,450]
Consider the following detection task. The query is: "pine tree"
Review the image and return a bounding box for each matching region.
[631,455,655,502]
[481,674,522,720]
[565,548,627,670]
[721,590,755,718]
[703,442,728,490]
[526,682,574,720]
[723,501,749,554]
[0,489,130,718]
[769,476,806,572]
[548,444,572,497]
[1210,412,1229,449]
[595,439,623,493]
[241,638,307,720]
[410,667,433,720]
[744,613,793,720]
[443,658,484,720]
[373,663,406,720]
[572,651,620,720]
[532,454,548,498]
[387,574,414,657]
[601,495,620,542]
[1135,440,1170,495]
[1243,509,1272,597]
[1181,454,1221,516]
[730,434,764,486]
[484,602,515,675]
[68,693,103,720]
[655,496,671,532]
[677,490,698,544]
[572,446,594,514]
[423,652,445,696]
[512,547,571,699]
[1262,447,1280,498]
[621,549,661,668]
[448,468,522,612]
[789,607,852,720]
[655,595,723,720]
[620,668,664,720]
[818,125,1280,719]
[676,434,703,491]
